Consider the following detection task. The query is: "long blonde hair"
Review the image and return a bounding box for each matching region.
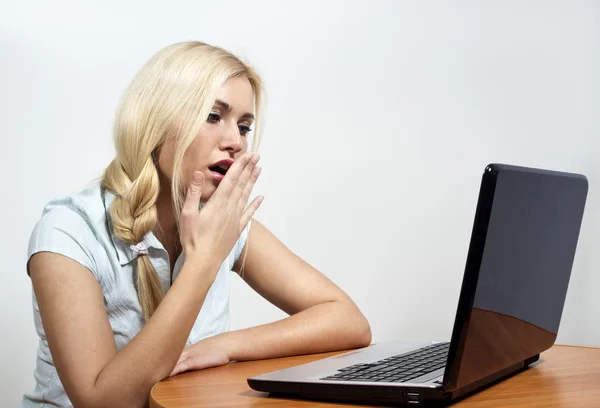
[101,41,263,322]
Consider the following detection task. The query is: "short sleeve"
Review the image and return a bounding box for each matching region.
[27,207,98,277]
[232,219,252,266]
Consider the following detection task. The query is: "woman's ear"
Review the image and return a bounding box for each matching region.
[151,148,159,165]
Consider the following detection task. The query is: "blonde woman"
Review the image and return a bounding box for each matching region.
[22,41,371,407]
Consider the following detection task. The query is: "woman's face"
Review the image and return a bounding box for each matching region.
[158,76,255,202]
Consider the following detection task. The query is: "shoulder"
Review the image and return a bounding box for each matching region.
[28,184,109,275]
[38,183,106,220]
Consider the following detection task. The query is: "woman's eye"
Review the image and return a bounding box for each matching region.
[207,113,220,123]
[239,125,252,136]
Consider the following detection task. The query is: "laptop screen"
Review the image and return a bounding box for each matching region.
[444,164,588,393]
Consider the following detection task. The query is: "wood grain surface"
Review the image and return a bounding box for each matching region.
[150,345,600,407]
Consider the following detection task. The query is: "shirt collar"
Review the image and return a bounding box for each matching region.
[102,187,163,266]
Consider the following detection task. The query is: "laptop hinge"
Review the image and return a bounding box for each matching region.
[447,358,532,400]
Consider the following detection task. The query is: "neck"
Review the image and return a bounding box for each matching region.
[154,174,178,246]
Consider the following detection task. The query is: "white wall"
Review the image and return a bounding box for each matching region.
[2,0,598,405]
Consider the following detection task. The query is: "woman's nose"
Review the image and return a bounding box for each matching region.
[219,122,242,153]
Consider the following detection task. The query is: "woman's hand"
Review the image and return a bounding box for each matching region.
[169,335,233,377]
[180,152,263,271]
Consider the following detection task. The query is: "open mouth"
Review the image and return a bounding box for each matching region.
[208,159,234,178]
[209,165,228,176]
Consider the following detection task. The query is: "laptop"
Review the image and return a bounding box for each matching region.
[247,163,588,406]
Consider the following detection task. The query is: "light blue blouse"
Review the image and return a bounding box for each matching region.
[21,184,250,407]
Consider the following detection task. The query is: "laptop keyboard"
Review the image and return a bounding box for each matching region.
[320,342,449,383]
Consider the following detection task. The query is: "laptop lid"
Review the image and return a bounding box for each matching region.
[443,164,588,394]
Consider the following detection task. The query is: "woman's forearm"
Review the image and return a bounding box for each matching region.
[90,257,217,408]
[223,300,372,362]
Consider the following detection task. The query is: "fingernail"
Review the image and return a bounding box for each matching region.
[193,171,204,184]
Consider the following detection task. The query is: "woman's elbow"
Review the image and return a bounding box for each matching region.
[354,314,372,347]
[341,302,372,348]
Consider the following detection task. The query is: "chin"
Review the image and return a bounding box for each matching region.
[201,185,217,202]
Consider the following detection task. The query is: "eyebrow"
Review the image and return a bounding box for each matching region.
[214,99,255,121]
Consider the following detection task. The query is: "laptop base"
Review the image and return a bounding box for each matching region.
[250,355,538,406]
[249,380,448,406]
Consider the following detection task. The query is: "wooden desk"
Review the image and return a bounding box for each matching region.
[150,345,600,407]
